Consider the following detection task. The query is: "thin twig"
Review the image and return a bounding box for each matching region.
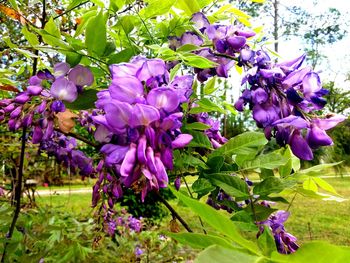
[286,192,297,211]
[182,176,207,234]
[1,127,27,262]
[54,1,89,19]
[54,128,99,148]
[154,191,192,232]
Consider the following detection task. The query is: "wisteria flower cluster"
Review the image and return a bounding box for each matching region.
[0,63,94,175]
[169,12,345,160]
[91,56,194,206]
[258,210,299,254]
[206,175,298,254]
[169,12,255,82]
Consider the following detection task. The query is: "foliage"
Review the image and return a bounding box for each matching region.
[0,0,349,262]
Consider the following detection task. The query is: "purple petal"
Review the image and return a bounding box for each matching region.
[109,63,139,78]
[252,88,268,104]
[147,87,180,112]
[27,85,43,96]
[170,75,194,102]
[236,29,256,38]
[282,67,312,88]
[32,125,43,144]
[307,126,333,148]
[180,32,203,46]
[136,59,169,83]
[302,72,321,95]
[161,147,173,170]
[50,77,78,102]
[191,12,210,30]
[68,65,94,86]
[312,115,346,130]
[278,54,306,71]
[120,143,137,177]
[154,154,168,188]
[104,101,133,129]
[131,104,160,127]
[146,146,157,174]
[53,62,70,77]
[226,36,246,50]
[109,76,144,104]
[29,76,42,85]
[94,125,112,143]
[172,134,193,148]
[289,130,313,160]
[273,115,309,129]
[137,135,147,164]
[253,104,279,128]
[14,93,30,104]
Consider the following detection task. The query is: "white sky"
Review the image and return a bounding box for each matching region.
[270,0,350,88]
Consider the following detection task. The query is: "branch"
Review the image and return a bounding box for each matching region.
[54,128,100,148]
[1,127,26,262]
[54,1,89,19]
[154,191,193,232]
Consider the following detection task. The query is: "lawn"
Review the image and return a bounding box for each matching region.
[34,176,350,246]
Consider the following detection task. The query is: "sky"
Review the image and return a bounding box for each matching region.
[267,0,350,88]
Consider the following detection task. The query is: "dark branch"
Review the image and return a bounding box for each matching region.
[1,127,27,262]
[155,191,193,233]
[54,128,100,148]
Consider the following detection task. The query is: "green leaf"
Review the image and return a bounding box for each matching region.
[303,178,318,192]
[181,53,218,69]
[187,130,212,149]
[21,27,39,46]
[108,48,134,64]
[189,98,225,114]
[241,152,288,170]
[279,146,293,177]
[207,156,224,173]
[185,122,211,131]
[85,12,107,56]
[67,0,86,10]
[177,44,201,53]
[312,177,337,194]
[271,241,350,262]
[74,9,98,37]
[210,132,268,157]
[169,63,181,81]
[175,0,201,15]
[183,155,208,169]
[253,177,288,196]
[293,162,342,177]
[140,0,176,19]
[203,76,217,95]
[244,204,278,221]
[206,173,250,198]
[171,189,260,254]
[65,89,98,110]
[192,178,216,197]
[44,17,61,38]
[110,0,126,11]
[195,245,262,263]
[257,226,276,256]
[65,52,82,67]
[167,232,236,249]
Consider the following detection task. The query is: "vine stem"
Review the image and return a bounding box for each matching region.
[54,128,100,148]
[154,191,193,233]
[1,127,27,262]
[182,176,207,234]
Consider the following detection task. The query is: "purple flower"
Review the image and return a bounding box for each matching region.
[68,65,94,86]
[50,78,78,102]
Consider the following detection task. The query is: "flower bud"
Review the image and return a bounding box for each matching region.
[27,85,43,96]
[10,106,22,119]
[14,93,30,104]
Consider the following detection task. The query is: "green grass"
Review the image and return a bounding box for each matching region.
[282,177,350,246]
[35,177,350,246]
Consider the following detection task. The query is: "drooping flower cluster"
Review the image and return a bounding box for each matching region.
[101,206,142,237]
[194,112,228,148]
[169,12,345,160]
[169,12,255,82]
[39,131,94,176]
[0,63,94,176]
[257,210,299,254]
[91,56,194,205]
[235,52,345,160]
